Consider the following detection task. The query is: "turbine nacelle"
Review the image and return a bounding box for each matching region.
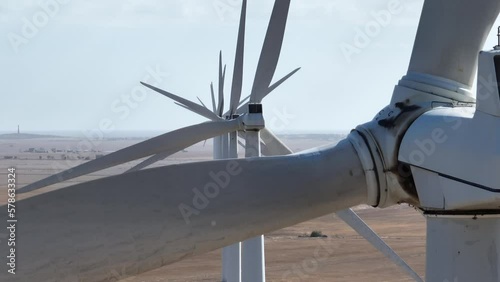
[349,75,463,208]
[477,49,500,117]
[352,48,500,211]
[398,49,500,211]
[242,103,265,131]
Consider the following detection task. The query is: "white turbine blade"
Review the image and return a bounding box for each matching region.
[408,0,500,87]
[19,119,241,193]
[1,139,367,282]
[125,150,173,173]
[233,102,248,116]
[125,123,198,173]
[197,96,208,109]
[141,82,219,120]
[210,82,217,113]
[173,101,193,112]
[131,86,229,173]
[335,209,423,282]
[250,0,291,103]
[171,101,221,122]
[238,94,250,107]
[267,67,300,94]
[222,65,227,113]
[130,113,286,177]
[260,128,292,155]
[217,51,225,116]
[235,68,300,115]
[229,0,247,116]
[260,141,271,156]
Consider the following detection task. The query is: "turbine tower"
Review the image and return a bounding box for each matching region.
[5,0,500,281]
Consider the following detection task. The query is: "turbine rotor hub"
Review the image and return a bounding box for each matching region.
[349,74,474,208]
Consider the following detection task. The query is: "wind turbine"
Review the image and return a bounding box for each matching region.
[16,1,419,281]
[5,0,500,281]
[138,2,420,281]
[133,2,296,278]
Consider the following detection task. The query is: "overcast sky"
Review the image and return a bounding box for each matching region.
[1,0,500,135]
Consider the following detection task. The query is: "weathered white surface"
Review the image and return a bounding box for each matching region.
[426,215,500,281]
[249,0,290,103]
[408,0,500,87]
[476,50,500,117]
[260,128,292,156]
[19,119,241,193]
[0,139,366,282]
[399,107,500,195]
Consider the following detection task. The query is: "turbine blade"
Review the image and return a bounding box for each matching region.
[141,82,219,120]
[125,151,172,173]
[408,0,500,87]
[229,0,247,116]
[238,94,250,107]
[335,209,423,282]
[260,140,271,156]
[132,87,227,174]
[3,139,366,282]
[236,102,249,115]
[224,94,250,118]
[221,64,227,116]
[250,0,291,103]
[235,68,299,115]
[197,96,208,109]
[267,67,300,94]
[19,119,241,193]
[174,101,192,112]
[260,128,292,156]
[210,82,217,113]
[217,52,224,116]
